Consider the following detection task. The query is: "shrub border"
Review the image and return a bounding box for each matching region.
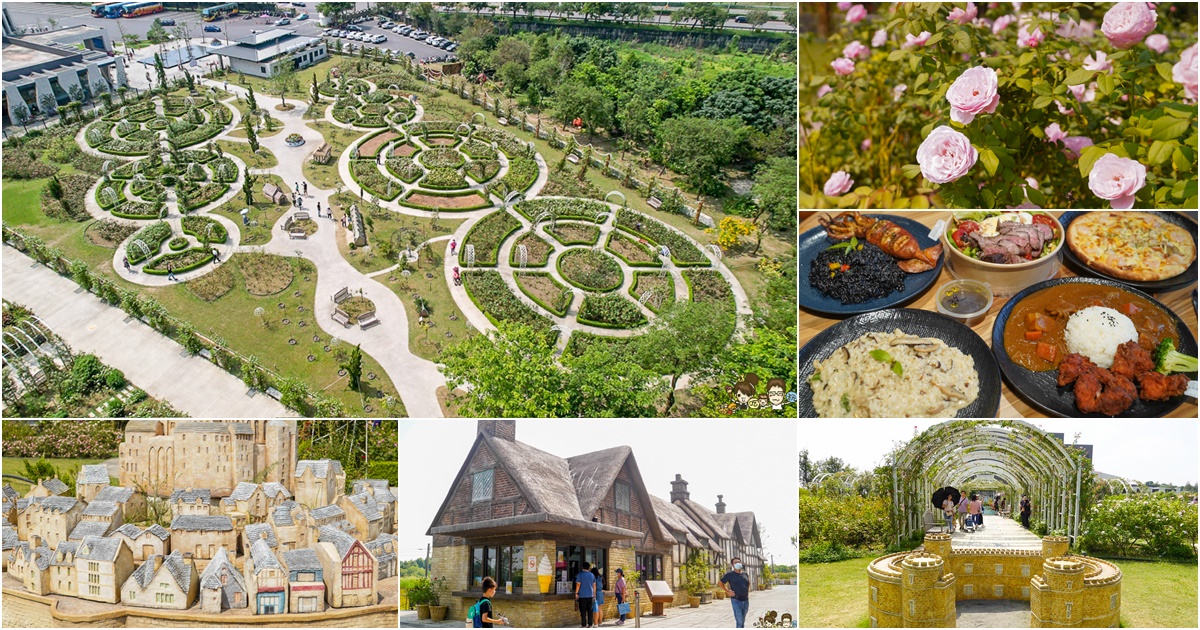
[349,160,403,201]
[508,232,553,268]
[514,271,572,317]
[143,247,216,275]
[556,248,623,293]
[630,271,675,315]
[577,294,647,329]
[461,210,521,267]
[604,230,663,268]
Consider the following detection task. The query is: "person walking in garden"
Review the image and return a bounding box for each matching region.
[1020,495,1032,529]
[123,256,130,272]
[614,568,628,625]
[969,493,983,529]
[942,495,955,533]
[451,239,457,256]
[473,576,507,627]
[575,561,596,628]
[316,201,322,217]
[302,181,308,196]
[167,264,176,281]
[721,557,751,628]
[957,493,970,531]
[591,566,605,627]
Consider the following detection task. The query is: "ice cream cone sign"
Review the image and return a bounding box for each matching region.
[538,554,553,594]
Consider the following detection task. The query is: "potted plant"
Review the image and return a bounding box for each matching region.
[682,552,709,608]
[408,577,431,619]
[428,576,449,621]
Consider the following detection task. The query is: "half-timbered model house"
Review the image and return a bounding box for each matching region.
[315,525,376,608]
[245,537,288,614]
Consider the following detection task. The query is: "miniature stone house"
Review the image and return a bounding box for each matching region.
[80,499,124,534]
[1,499,15,528]
[262,482,293,509]
[2,484,19,504]
[1,526,17,570]
[364,533,397,580]
[75,535,134,604]
[15,497,40,541]
[69,520,114,542]
[170,515,237,561]
[338,491,384,542]
[245,538,288,614]
[76,464,112,504]
[122,550,199,610]
[9,538,53,595]
[170,488,213,517]
[281,547,326,613]
[224,482,268,520]
[866,533,1122,628]
[93,485,146,522]
[198,547,248,612]
[27,478,69,498]
[270,501,310,552]
[315,525,377,608]
[112,523,171,562]
[29,495,83,549]
[242,523,278,556]
[352,479,396,533]
[49,540,80,597]
[294,460,347,509]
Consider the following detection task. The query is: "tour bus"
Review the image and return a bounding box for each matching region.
[120,1,163,18]
[101,2,137,18]
[91,2,123,17]
[201,3,238,21]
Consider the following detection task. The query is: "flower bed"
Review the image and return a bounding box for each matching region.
[385,156,423,183]
[95,182,127,210]
[630,271,676,314]
[683,269,733,307]
[358,130,401,157]
[510,232,553,267]
[398,190,491,211]
[411,120,460,134]
[605,230,661,267]
[546,223,601,246]
[111,201,163,221]
[143,247,214,275]
[168,236,189,251]
[171,122,225,148]
[465,159,501,183]
[210,157,239,183]
[578,293,646,329]
[99,139,154,156]
[460,138,499,161]
[473,126,529,158]
[350,160,402,200]
[487,156,538,194]
[419,147,466,169]
[332,106,359,124]
[420,167,470,190]
[181,215,229,244]
[285,133,306,147]
[462,210,521,266]
[85,121,115,148]
[514,271,573,316]
[614,209,708,266]
[179,183,230,212]
[177,149,216,163]
[125,221,173,264]
[462,270,554,336]
[130,179,166,202]
[514,198,608,222]
[557,249,623,292]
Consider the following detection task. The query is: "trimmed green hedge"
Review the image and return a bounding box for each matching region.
[614,209,709,267]
[143,247,215,275]
[181,215,228,244]
[604,230,662,267]
[578,293,646,329]
[514,272,573,317]
[462,210,521,267]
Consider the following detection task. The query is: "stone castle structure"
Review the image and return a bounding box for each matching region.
[119,421,298,498]
[867,533,1122,628]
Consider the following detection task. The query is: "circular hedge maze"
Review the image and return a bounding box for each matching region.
[83,92,234,157]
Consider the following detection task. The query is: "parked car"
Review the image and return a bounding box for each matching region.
[354,32,366,41]
[204,25,221,32]
[371,34,387,43]
[275,17,290,25]
[446,43,458,52]
[345,24,362,31]
[440,40,453,49]
[159,18,175,26]
[399,26,412,35]
[297,13,308,20]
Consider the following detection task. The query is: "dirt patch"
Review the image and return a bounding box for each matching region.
[513,232,552,266]
[547,223,600,246]
[359,131,401,157]
[340,295,376,323]
[516,273,571,315]
[406,192,485,209]
[423,136,458,146]
[274,103,296,111]
[608,231,658,264]
[239,252,294,296]
[186,262,235,302]
[85,220,138,248]
[390,143,417,157]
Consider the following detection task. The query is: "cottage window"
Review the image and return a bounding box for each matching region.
[472,470,494,502]
[470,545,523,590]
[615,482,631,513]
[554,545,608,591]
[636,553,663,584]
[129,591,135,600]
[88,561,99,572]
[89,585,100,595]
[89,573,99,584]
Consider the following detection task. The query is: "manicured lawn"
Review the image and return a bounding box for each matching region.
[798,558,875,628]
[217,139,278,169]
[379,238,477,363]
[4,178,117,271]
[230,56,340,99]
[304,120,357,190]
[1,457,114,495]
[329,192,463,275]
[210,174,292,246]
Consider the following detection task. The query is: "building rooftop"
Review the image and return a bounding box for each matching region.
[77,536,123,562]
[94,486,134,503]
[229,482,259,501]
[131,551,191,592]
[171,515,234,532]
[14,541,53,571]
[69,521,111,541]
[175,421,231,434]
[2,526,17,551]
[311,504,344,520]
[82,501,120,518]
[50,540,80,566]
[40,495,77,512]
[199,547,246,591]
[317,524,358,559]
[249,538,280,573]
[262,482,292,500]
[272,504,296,526]
[354,479,395,503]
[345,492,383,522]
[40,478,69,496]
[2,485,19,502]
[78,464,111,485]
[296,459,344,480]
[244,523,277,548]
[280,547,322,573]
[364,533,396,564]
[171,488,211,505]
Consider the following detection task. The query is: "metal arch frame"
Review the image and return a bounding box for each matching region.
[890,420,1084,545]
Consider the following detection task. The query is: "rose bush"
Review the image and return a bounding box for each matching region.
[801,2,1198,209]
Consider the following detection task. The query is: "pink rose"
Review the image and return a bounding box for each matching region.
[838,1,853,10]
[1083,51,1113,73]
[1173,43,1198,101]
[1057,101,1076,115]
[893,83,908,102]
[917,125,978,184]
[948,2,978,24]
[1102,2,1157,49]
[1044,123,1067,143]
[1061,136,1094,159]
[1017,24,1045,48]
[992,14,1016,33]
[846,4,867,23]
[1025,177,1040,190]
[1057,19,1095,40]
[946,66,1000,124]
[817,84,834,98]
[831,57,856,75]
[824,171,854,196]
[872,28,888,47]
[1088,153,1146,209]
[861,138,873,151]
[903,31,932,48]
[1068,82,1097,102]
[1145,33,1170,53]
[843,41,869,59]
[1012,1,1022,10]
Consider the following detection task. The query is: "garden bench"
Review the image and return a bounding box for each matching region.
[332,307,351,328]
[294,212,310,221]
[358,310,380,330]
[265,387,283,400]
[566,153,580,164]
[498,117,508,126]
[331,286,351,304]
[288,229,307,240]
[198,349,212,361]
[647,196,663,210]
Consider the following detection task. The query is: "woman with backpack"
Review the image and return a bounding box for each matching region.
[471,577,507,627]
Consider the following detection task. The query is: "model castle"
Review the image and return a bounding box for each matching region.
[3,421,397,619]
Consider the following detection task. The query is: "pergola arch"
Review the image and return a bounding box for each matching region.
[889,420,1085,545]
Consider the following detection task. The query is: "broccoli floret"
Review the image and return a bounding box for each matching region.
[1154,338,1199,374]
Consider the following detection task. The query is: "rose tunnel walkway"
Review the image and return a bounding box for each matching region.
[945,510,1043,551]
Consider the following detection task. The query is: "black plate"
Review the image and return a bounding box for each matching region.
[799,309,1002,418]
[992,277,1198,418]
[799,214,944,316]
[1058,211,1198,293]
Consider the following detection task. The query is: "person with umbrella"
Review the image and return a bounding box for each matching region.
[941,494,955,533]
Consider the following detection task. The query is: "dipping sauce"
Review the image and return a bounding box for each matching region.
[936,279,993,326]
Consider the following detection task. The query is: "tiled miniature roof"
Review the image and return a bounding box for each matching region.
[125,420,162,433]
[15,541,53,570]
[2,485,18,501]
[346,492,383,522]
[364,534,396,563]
[69,521,111,541]
[249,538,280,573]
[145,524,171,540]
[170,488,211,504]
[78,464,111,485]
[311,504,344,520]
[199,547,246,591]
[244,523,277,548]
[229,482,259,501]
[262,482,291,500]
[50,541,79,566]
[231,422,255,435]
[171,515,233,532]
[39,495,78,513]
[162,551,192,592]
[317,524,357,559]
[354,480,396,503]
[129,554,158,588]
[94,486,134,503]
[114,523,143,539]
[176,421,230,433]
[272,505,295,526]
[281,547,322,573]
[295,459,344,479]
[83,501,120,517]
[221,497,235,506]
[77,536,123,561]
[1,500,11,513]
[41,479,69,495]
[16,497,38,512]
[2,526,17,550]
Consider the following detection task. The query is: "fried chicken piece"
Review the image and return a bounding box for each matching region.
[1074,367,1138,416]
[1110,340,1155,379]
[1136,371,1190,401]
[1057,353,1097,387]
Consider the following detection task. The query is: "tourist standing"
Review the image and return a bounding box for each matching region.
[956,493,970,531]
[1020,495,1032,529]
[474,577,506,627]
[969,494,982,529]
[720,557,751,628]
[302,181,308,196]
[614,568,628,626]
[575,561,596,628]
[122,256,130,271]
[942,495,955,533]
[317,201,322,217]
[450,239,457,256]
[591,566,605,627]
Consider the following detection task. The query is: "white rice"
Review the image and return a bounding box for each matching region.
[1064,306,1138,368]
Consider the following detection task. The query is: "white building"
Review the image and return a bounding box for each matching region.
[215,29,326,78]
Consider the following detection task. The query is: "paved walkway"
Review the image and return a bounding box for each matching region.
[956,600,1031,627]
[2,247,294,418]
[948,511,1042,550]
[400,586,797,628]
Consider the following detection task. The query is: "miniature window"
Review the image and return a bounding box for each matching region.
[472,470,494,502]
[615,482,631,513]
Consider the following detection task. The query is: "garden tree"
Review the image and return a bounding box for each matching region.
[410,2,439,30]
[712,216,757,252]
[799,450,815,486]
[245,116,260,153]
[697,72,797,136]
[243,171,258,206]
[616,94,657,144]
[498,61,528,94]
[746,9,771,30]
[271,62,298,106]
[12,102,32,131]
[492,37,531,69]
[38,93,57,117]
[46,176,64,202]
[580,2,614,22]
[67,83,85,106]
[655,116,747,194]
[634,300,736,413]
[341,343,363,391]
[752,156,798,233]
[246,84,258,113]
[316,2,354,24]
[152,52,167,90]
[554,82,612,138]
[672,3,729,30]
[311,73,320,104]
[146,18,167,44]
[466,1,488,14]
[21,458,60,486]
[783,4,797,29]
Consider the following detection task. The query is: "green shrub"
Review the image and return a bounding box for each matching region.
[1080,494,1199,559]
[798,489,891,555]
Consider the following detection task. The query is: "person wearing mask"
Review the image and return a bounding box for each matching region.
[473,577,506,627]
[720,557,751,628]
[591,566,605,626]
[1020,494,1032,529]
[942,495,955,533]
[613,567,628,625]
[575,561,596,628]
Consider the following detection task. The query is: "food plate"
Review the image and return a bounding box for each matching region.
[1058,211,1198,293]
[799,214,944,316]
[799,308,1002,418]
[992,277,1198,418]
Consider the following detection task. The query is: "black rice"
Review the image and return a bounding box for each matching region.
[809,241,906,304]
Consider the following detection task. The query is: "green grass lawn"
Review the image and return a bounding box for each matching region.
[799,558,874,628]
[230,56,340,100]
[4,178,118,271]
[211,174,292,246]
[304,120,357,190]
[2,457,114,495]
[217,139,278,169]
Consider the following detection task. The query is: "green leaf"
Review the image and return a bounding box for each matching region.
[1096,72,1114,96]
[1064,68,1096,86]
[978,147,999,177]
[902,164,924,180]
[951,30,971,53]
[910,53,920,73]
[1150,117,1190,141]
[1157,62,1175,82]
[891,361,904,377]
[888,49,907,62]
[1018,51,1037,67]
[924,31,945,47]
[1173,146,1195,172]
[1015,78,1032,91]
[1078,145,1108,177]
[1148,140,1177,166]
[915,72,929,90]
[1026,186,1047,207]
[1031,80,1051,96]
[887,17,906,30]
[869,349,893,363]
[1032,95,1053,109]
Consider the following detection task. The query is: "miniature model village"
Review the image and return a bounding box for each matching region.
[2,420,396,620]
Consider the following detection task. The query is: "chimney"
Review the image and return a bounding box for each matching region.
[716,495,726,514]
[152,555,164,572]
[669,474,690,502]
[478,420,516,442]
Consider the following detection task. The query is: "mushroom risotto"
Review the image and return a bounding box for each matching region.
[808,329,980,417]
